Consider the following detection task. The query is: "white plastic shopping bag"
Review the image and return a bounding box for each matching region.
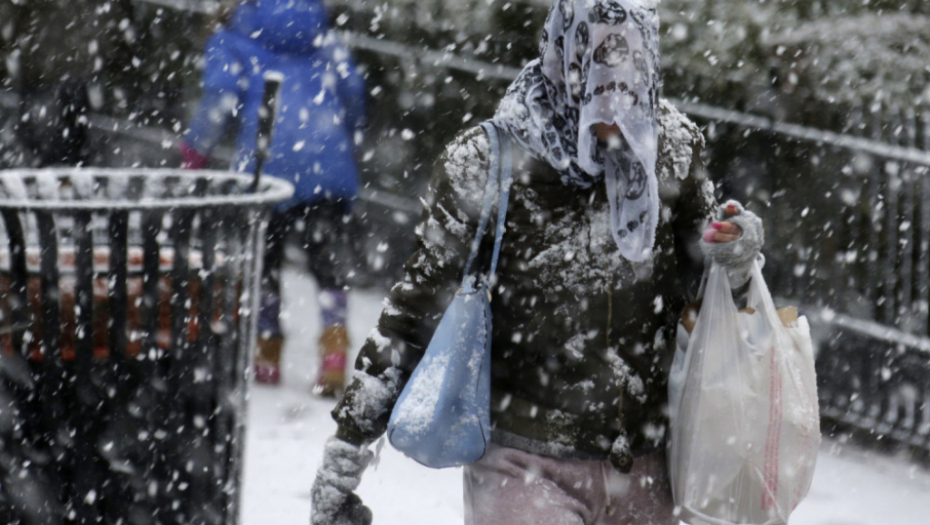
[668,260,820,525]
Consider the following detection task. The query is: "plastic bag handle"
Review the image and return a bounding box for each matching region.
[695,256,711,300]
[700,262,739,319]
[747,259,788,337]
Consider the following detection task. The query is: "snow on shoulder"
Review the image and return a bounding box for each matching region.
[440,126,494,217]
[657,98,702,182]
[441,104,701,191]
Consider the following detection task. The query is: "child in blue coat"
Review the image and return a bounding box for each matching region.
[182,0,366,394]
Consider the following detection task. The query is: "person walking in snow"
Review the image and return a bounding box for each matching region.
[311,0,763,523]
[181,0,366,393]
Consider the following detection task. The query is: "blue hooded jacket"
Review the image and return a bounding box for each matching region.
[185,0,366,210]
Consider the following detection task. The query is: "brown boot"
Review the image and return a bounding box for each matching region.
[314,325,348,397]
[254,336,283,385]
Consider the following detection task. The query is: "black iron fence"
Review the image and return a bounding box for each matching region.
[681,100,930,452]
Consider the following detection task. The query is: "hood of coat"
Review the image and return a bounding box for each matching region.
[229,0,329,56]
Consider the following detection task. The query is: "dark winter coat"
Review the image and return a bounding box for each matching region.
[185,0,366,211]
[333,100,716,468]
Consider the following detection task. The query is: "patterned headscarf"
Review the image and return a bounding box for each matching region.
[493,0,660,262]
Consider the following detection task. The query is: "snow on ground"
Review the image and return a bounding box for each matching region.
[242,267,930,525]
[790,439,930,525]
[240,266,463,525]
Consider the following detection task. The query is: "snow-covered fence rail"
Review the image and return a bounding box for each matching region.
[131,0,220,15]
[812,309,930,449]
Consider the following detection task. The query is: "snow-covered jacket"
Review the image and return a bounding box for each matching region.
[333,101,720,468]
[185,0,366,210]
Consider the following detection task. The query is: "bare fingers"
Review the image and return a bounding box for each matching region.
[703,221,743,243]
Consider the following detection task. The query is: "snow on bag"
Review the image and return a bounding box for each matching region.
[668,260,820,525]
[386,283,494,468]
[387,122,512,469]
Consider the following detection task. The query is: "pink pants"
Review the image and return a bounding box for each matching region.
[464,444,677,525]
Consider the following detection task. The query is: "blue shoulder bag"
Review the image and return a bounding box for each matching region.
[386,122,513,468]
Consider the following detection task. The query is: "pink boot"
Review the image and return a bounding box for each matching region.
[313,326,348,397]
[254,336,283,385]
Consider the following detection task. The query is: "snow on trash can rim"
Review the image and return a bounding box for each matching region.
[0,168,294,211]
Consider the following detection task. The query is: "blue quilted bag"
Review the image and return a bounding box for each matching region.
[387,122,513,468]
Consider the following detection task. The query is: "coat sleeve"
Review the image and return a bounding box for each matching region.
[183,31,245,156]
[667,107,763,301]
[332,127,493,446]
[668,112,717,303]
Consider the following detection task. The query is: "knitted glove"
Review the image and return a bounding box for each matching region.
[179,142,211,170]
[311,437,373,525]
[700,200,764,288]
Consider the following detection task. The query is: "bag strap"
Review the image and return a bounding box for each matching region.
[695,256,711,300]
[489,122,513,282]
[461,122,513,289]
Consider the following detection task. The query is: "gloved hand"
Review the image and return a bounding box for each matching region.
[311,437,374,525]
[179,142,211,170]
[701,200,764,287]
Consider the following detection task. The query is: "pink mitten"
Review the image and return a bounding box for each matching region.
[179,142,211,170]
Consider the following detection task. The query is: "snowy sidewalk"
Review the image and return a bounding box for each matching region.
[241,269,930,525]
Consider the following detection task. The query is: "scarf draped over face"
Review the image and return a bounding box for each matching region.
[493,0,660,262]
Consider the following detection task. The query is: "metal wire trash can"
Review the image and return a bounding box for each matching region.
[0,169,292,525]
